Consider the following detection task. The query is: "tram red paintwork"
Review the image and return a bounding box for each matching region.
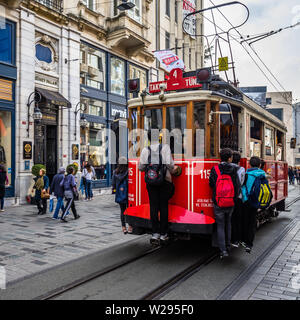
[125,158,288,235]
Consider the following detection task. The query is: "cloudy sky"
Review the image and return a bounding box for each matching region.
[202,0,300,102]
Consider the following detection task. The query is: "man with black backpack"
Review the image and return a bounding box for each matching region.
[241,156,272,253]
[139,129,177,245]
[209,148,240,259]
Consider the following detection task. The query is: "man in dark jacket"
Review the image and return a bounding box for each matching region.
[209,148,239,259]
[50,167,66,220]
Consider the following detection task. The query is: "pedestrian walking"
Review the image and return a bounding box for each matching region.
[60,166,80,222]
[209,148,240,259]
[50,167,66,220]
[32,168,49,215]
[241,156,270,253]
[139,129,177,245]
[82,163,95,201]
[293,167,298,185]
[230,151,245,248]
[288,166,294,185]
[0,164,8,212]
[112,157,133,234]
[297,168,300,185]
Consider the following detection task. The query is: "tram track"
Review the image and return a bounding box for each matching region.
[36,244,163,300]
[34,195,300,301]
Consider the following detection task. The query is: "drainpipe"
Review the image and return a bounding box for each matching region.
[156,0,160,70]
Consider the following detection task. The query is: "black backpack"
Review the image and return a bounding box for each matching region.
[144,144,166,186]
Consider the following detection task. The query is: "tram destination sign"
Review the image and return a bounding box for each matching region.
[149,68,202,93]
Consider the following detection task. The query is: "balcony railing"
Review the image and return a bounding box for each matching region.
[35,0,63,12]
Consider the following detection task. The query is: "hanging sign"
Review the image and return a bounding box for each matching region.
[154,50,185,73]
[149,68,202,93]
[218,57,229,71]
[72,144,79,160]
[23,141,32,159]
[183,0,196,38]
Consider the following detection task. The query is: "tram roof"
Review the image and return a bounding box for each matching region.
[128,89,287,132]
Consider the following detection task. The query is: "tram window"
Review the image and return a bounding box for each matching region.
[220,105,239,151]
[193,103,205,157]
[250,117,262,140]
[166,106,187,155]
[265,127,274,156]
[144,108,163,131]
[276,130,284,161]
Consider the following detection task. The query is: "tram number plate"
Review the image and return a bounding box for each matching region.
[199,169,211,179]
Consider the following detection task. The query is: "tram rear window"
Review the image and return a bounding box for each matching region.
[144,108,163,130]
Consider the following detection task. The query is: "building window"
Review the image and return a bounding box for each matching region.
[129,64,147,99]
[267,108,283,121]
[0,21,15,65]
[0,110,12,186]
[266,97,272,105]
[111,56,125,96]
[175,0,178,23]
[82,0,95,11]
[86,99,106,118]
[165,31,170,50]
[166,0,170,17]
[80,43,106,91]
[35,44,53,63]
[128,0,142,23]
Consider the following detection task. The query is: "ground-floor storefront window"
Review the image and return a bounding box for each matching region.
[0,110,12,186]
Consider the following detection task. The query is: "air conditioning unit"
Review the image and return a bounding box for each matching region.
[88,66,100,78]
[80,63,88,73]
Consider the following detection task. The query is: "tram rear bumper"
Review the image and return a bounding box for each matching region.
[125,204,215,235]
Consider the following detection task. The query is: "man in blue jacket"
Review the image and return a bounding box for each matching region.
[50,167,66,220]
[241,156,266,253]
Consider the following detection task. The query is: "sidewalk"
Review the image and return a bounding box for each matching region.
[232,185,300,300]
[0,195,140,285]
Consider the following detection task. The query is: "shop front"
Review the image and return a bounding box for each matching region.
[0,19,16,197]
[79,41,148,188]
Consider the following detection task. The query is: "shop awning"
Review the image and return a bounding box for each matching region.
[36,87,71,108]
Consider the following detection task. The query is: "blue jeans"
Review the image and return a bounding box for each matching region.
[53,196,65,219]
[0,198,4,210]
[85,180,93,199]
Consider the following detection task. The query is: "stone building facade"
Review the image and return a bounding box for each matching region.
[0,0,204,204]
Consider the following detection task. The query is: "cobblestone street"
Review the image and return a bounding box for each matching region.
[232,185,300,300]
[0,195,139,285]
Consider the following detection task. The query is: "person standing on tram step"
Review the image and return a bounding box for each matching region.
[112,157,133,234]
[139,129,177,245]
[0,164,9,212]
[60,166,80,222]
[32,169,49,215]
[209,148,240,259]
[241,156,266,253]
[50,167,66,220]
[230,151,245,248]
[82,163,95,201]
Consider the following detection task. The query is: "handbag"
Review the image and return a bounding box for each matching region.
[41,188,50,199]
[73,186,79,201]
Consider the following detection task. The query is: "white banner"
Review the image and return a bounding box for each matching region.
[154,50,185,73]
[183,0,196,38]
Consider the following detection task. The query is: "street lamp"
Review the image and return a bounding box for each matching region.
[27,91,43,138]
[74,101,88,140]
[117,0,135,11]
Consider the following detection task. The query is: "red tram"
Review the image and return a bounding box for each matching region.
[125,69,288,237]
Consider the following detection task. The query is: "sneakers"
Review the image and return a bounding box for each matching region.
[75,215,81,220]
[150,233,160,245]
[0,209,4,212]
[240,241,247,248]
[220,251,229,259]
[245,246,252,254]
[160,234,169,241]
[231,241,239,248]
